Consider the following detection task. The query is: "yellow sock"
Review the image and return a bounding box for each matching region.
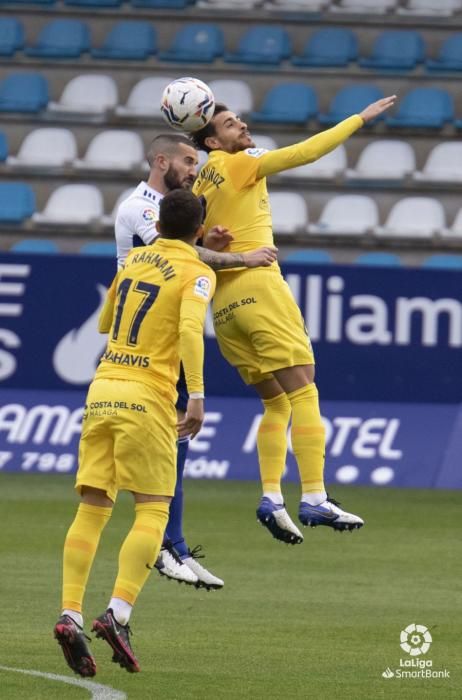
[62,503,112,613]
[112,502,169,606]
[257,393,291,494]
[287,384,326,494]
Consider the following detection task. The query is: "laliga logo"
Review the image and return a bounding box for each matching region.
[400,624,432,656]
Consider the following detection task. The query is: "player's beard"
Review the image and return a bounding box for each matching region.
[232,132,255,153]
[165,165,195,192]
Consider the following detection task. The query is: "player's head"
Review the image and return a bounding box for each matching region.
[156,189,204,243]
[147,134,198,191]
[191,103,255,154]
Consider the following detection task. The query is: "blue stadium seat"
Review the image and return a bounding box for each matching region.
[359,30,425,71]
[0,183,35,223]
[292,28,358,68]
[0,18,24,56]
[355,252,402,267]
[10,238,59,254]
[131,0,192,6]
[422,254,462,269]
[0,131,8,161]
[158,24,223,63]
[92,22,156,60]
[65,0,122,6]
[224,26,291,65]
[0,73,48,113]
[427,34,462,72]
[284,249,333,265]
[80,241,117,256]
[319,85,384,126]
[251,84,318,124]
[0,0,55,4]
[25,20,90,58]
[387,88,454,128]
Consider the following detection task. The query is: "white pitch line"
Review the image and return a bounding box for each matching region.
[0,666,127,700]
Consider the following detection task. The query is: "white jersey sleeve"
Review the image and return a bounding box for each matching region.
[115,196,160,268]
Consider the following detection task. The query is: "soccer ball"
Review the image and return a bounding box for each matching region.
[160,77,215,133]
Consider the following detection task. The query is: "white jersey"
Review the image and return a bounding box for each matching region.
[115,181,164,268]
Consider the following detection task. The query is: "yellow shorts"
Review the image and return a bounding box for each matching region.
[76,378,177,502]
[212,268,314,385]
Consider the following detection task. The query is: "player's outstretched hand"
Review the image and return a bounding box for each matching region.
[243,246,278,268]
[178,398,204,439]
[203,225,234,251]
[360,95,397,124]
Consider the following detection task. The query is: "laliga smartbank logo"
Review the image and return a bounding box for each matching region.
[382,624,450,680]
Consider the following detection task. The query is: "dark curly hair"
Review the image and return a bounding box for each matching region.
[190,103,229,153]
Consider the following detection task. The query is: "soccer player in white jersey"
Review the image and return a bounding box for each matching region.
[114,133,277,588]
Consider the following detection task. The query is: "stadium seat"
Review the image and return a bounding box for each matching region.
[330,0,399,12]
[284,249,333,264]
[208,79,253,114]
[198,0,258,7]
[251,84,318,125]
[252,134,278,150]
[159,24,224,63]
[374,197,445,238]
[47,75,118,115]
[0,73,48,113]
[0,182,35,223]
[0,132,7,161]
[7,128,77,168]
[224,26,291,65]
[264,0,329,9]
[65,0,122,6]
[116,76,174,118]
[0,0,55,5]
[269,192,308,234]
[292,28,358,67]
[131,0,190,7]
[355,252,402,266]
[10,238,59,254]
[25,19,90,58]
[427,34,462,72]
[32,185,103,225]
[440,208,462,238]
[282,145,347,180]
[346,140,415,181]
[413,142,462,182]
[73,131,144,171]
[92,22,156,60]
[0,18,24,56]
[386,88,454,128]
[359,30,425,71]
[80,241,117,256]
[308,195,378,236]
[422,253,462,269]
[397,0,462,16]
[318,85,384,126]
[100,187,136,226]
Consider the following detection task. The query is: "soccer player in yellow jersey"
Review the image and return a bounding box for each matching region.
[192,95,396,543]
[54,190,215,677]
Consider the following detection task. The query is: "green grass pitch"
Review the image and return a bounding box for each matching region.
[1,474,460,699]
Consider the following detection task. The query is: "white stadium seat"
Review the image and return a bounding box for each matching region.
[7,128,77,168]
[283,145,346,180]
[73,131,145,171]
[208,79,253,114]
[440,208,462,238]
[413,142,462,183]
[264,0,329,9]
[374,197,445,238]
[269,192,308,234]
[252,134,278,151]
[308,195,378,235]
[330,0,399,12]
[32,184,104,225]
[397,0,462,16]
[48,75,118,115]
[346,140,415,181]
[198,0,259,8]
[115,76,175,118]
[100,187,136,226]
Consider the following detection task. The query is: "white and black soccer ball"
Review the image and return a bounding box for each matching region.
[160,77,215,133]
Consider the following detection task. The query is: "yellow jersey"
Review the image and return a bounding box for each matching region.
[96,237,216,402]
[193,114,363,256]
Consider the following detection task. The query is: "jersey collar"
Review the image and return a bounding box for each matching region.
[154,237,199,257]
[136,181,164,202]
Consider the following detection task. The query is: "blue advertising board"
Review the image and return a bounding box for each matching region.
[0,254,460,402]
[0,389,460,489]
